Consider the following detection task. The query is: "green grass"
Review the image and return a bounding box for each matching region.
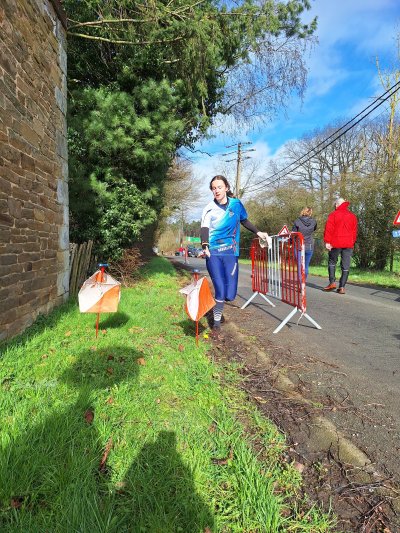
[0,258,334,532]
[307,264,400,289]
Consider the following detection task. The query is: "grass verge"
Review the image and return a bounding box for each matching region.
[0,257,334,532]
[239,259,400,289]
[307,264,400,289]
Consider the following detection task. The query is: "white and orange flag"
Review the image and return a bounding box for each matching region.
[78,270,121,313]
[179,276,215,322]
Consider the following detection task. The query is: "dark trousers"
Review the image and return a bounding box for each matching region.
[328,248,353,287]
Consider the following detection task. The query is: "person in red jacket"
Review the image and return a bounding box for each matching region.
[323,198,358,294]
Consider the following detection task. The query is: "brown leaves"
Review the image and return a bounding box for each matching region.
[106,367,113,375]
[84,409,94,424]
[293,462,305,474]
[212,448,233,465]
[106,397,114,405]
[65,331,71,337]
[178,344,185,352]
[10,497,24,509]
[208,422,217,434]
[137,357,146,366]
[99,438,113,473]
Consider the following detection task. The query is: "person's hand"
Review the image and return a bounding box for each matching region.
[257,232,272,248]
[204,246,211,258]
[325,243,332,251]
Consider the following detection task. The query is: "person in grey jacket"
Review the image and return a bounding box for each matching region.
[292,207,317,280]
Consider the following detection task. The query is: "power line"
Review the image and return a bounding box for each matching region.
[245,79,400,195]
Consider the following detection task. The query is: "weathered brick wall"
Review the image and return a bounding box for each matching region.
[0,0,68,340]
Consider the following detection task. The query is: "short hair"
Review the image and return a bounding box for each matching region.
[335,198,345,208]
[300,206,312,216]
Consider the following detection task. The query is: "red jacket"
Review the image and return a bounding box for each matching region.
[324,202,358,248]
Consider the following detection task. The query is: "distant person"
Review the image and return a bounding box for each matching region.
[292,207,317,280]
[323,198,358,294]
[201,175,271,337]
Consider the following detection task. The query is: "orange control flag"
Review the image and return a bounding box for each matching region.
[79,270,121,314]
[179,276,215,325]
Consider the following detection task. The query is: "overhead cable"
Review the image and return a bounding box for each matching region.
[246,79,400,194]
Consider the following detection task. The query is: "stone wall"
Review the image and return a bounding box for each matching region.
[0,0,68,340]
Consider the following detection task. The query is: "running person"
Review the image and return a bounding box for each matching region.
[201,175,270,336]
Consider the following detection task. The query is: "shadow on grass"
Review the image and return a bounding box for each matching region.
[175,319,207,337]
[98,312,130,330]
[114,431,214,531]
[0,343,214,532]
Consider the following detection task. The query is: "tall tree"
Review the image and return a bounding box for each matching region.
[64,0,316,259]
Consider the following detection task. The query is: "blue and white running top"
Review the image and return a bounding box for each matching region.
[201,198,248,256]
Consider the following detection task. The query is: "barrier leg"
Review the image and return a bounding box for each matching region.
[302,312,322,330]
[259,293,276,308]
[241,291,259,309]
[273,307,298,334]
[241,291,276,310]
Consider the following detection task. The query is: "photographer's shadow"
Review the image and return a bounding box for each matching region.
[115,431,214,532]
[0,345,214,532]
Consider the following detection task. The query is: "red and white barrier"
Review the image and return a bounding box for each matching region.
[241,232,321,333]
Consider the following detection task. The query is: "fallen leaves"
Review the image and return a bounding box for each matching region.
[64,331,71,337]
[137,357,146,366]
[84,409,94,424]
[99,438,113,473]
[10,497,24,509]
[293,462,305,474]
[178,344,185,352]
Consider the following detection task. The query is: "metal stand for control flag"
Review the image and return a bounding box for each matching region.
[193,269,200,344]
[95,263,107,338]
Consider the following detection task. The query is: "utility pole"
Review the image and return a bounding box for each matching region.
[223,141,255,197]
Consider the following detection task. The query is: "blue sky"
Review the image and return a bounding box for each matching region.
[185,0,400,218]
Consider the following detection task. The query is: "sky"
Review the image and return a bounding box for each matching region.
[184,0,400,220]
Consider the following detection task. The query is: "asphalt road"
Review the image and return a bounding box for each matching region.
[173,256,400,476]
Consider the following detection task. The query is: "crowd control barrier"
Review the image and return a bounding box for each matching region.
[241,232,321,334]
